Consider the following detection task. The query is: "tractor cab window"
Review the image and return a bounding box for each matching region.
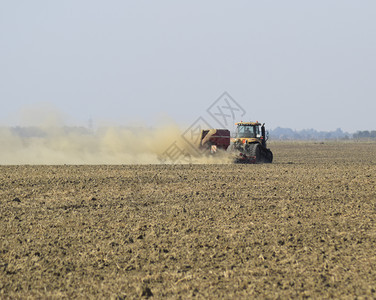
[255,126,261,138]
[237,125,259,138]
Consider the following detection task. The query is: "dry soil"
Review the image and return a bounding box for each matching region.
[1,141,376,299]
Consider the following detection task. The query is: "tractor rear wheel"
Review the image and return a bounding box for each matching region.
[265,150,273,163]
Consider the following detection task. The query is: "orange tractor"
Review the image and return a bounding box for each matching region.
[231,121,273,163]
[199,121,273,163]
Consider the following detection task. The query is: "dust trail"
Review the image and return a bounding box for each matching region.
[0,125,234,165]
[0,125,180,164]
[1,105,233,165]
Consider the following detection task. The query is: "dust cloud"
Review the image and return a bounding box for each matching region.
[0,125,234,165]
[1,121,235,165]
[0,124,180,164]
[0,105,234,165]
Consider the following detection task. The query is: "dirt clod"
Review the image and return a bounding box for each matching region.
[141,286,153,298]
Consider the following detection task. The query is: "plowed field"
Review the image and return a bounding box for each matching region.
[1,142,376,298]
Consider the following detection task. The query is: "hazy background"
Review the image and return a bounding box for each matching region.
[1,1,375,132]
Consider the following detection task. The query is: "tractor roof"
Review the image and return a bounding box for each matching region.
[235,121,261,126]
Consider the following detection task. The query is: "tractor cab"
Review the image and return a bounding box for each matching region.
[236,122,262,139]
[234,121,268,148]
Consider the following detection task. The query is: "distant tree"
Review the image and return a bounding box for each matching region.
[353,130,376,139]
[270,127,350,141]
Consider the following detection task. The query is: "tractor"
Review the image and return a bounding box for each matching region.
[231,121,273,163]
[197,121,273,163]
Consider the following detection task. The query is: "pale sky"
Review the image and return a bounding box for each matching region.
[1,1,375,132]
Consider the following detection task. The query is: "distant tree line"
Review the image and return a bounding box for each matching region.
[352,130,376,139]
[270,127,376,141]
[3,126,376,141]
